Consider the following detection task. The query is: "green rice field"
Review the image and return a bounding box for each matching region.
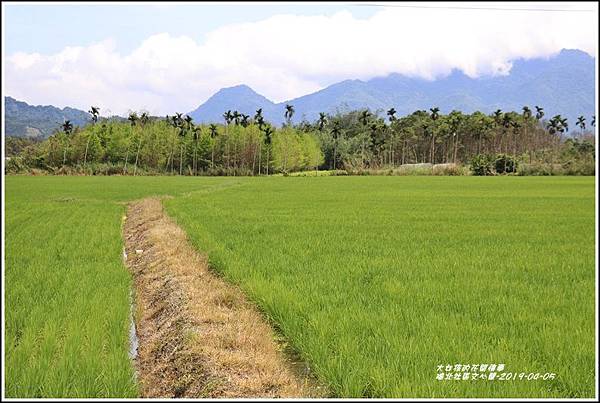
[4,176,596,397]
[4,177,226,397]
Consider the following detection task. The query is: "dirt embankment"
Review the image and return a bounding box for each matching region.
[123,198,322,398]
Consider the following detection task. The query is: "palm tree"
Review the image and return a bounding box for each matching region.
[209,124,218,169]
[500,113,513,155]
[263,125,274,175]
[241,114,250,128]
[387,108,398,166]
[492,109,503,152]
[369,122,384,165]
[256,115,265,129]
[132,112,146,176]
[192,125,201,175]
[535,106,544,120]
[331,120,342,170]
[140,112,149,126]
[128,112,138,126]
[230,112,241,171]
[547,116,561,135]
[83,106,100,169]
[429,107,440,163]
[576,115,586,132]
[166,113,183,173]
[232,110,241,126]
[493,109,503,122]
[178,124,186,175]
[184,115,193,129]
[123,112,138,174]
[317,112,327,131]
[255,108,265,130]
[359,110,371,126]
[533,107,544,157]
[179,115,193,175]
[61,120,73,166]
[174,112,183,124]
[547,115,567,149]
[520,106,533,158]
[447,111,464,164]
[223,110,233,171]
[387,108,397,122]
[547,115,566,164]
[223,110,233,125]
[133,112,149,175]
[88,106,100,123]
[510,119,521,157]
[359,110,372,167]
[284,104,295,127]
[559,116,568,133]
[477,115,493,155]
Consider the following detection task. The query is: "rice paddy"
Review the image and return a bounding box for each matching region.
[4,176,232,397]
[4,176,596,397]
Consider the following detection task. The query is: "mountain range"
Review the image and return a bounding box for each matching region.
[4,49,595,138]
[4,96,92,138]
[188,49,595,127]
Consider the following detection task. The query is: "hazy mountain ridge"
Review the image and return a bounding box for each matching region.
[4,96,91,138]
[189,49,595,126]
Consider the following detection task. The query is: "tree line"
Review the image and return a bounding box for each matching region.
[6,103,596,175]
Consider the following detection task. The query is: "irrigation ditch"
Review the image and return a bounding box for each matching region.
[121,197,324,398]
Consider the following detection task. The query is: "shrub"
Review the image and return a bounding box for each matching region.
[394,163,433,176]
[330,169,348,176]
[432,163,469,176]
[576,162,595,176]
[29,168,48,176]
[562,160,595,176]
[5,157,29,174]
[86,162,129,175]
[494,154,518,174]
[470,154,494,176]
[286,170,339,177]
[55,165,77,175]
[518,163,564,176]
[342,164,468,176]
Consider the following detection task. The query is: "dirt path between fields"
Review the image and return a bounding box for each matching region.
[123,198,323,398]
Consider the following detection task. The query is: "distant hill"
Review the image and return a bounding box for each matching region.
[188,85,276,123]
[4,96,91,138]
[188,49,596,126]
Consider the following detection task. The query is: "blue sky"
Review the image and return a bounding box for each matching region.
[3,2,597,115]
[4,3,380,54]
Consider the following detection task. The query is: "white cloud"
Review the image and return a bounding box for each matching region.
[9,52,42,69]
[5,3,598,116]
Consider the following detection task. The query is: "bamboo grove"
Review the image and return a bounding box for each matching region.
[6,104,596,175]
